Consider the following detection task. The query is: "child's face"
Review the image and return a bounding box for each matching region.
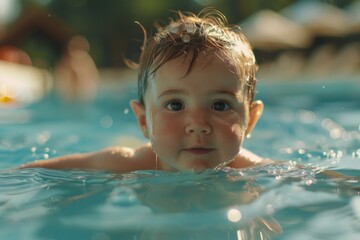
[131,53,263,171]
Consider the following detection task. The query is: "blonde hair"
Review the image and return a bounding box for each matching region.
[128,8,257,105]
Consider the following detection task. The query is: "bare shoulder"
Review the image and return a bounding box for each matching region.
[229,148,274,168]
[131,143,158,169]
[89,143,158,171]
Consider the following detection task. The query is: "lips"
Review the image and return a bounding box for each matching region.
[184,148,214,155]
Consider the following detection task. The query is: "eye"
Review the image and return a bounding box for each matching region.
[166,100,184,111]
[212,101,230,111]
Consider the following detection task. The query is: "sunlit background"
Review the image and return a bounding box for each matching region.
[1,0,358,66]
[0,0,359,105]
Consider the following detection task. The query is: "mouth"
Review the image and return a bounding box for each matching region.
[183,148,215,155]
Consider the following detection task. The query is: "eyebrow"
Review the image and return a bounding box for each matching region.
[157,89,187,99]
[210,90,244,101]
[157,89,242,99]
[211,90,239,97]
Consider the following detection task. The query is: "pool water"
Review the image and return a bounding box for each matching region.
[1,78,360,240]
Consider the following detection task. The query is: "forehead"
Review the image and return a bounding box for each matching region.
[153,53,241,87]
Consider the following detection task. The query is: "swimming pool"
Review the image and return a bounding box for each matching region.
[1,76,360,240]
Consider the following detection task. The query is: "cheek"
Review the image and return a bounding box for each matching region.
[214,117,246,149]
[149,113,183,159]
[225,123,245,154]
[149,112,184,140]
[214,113,246,136]
[231,123,246,138]
[218,123,245,143]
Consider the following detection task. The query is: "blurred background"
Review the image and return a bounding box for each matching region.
[0,0,359,105]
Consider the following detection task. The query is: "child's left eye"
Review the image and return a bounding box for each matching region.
[211,101,230,111]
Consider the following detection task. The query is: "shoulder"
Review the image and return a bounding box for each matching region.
[132,143,159,170]
[98,143,157,171]
[229,148,274,168]
[101,143,153,157]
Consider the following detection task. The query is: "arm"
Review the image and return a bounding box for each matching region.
[19,143,157,172]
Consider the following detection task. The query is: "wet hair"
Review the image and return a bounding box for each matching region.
[128,8,257,105]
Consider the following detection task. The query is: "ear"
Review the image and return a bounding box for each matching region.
[246,100,264,136]
[130,100,149,138]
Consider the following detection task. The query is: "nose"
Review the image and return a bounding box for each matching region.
[185,112,212,135]
[186,124,211,134]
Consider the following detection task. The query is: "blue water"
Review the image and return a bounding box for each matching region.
[1,79,360,240]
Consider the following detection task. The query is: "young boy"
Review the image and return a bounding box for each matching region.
[20,9,271,172]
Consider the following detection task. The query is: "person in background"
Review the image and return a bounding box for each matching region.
[54,35,99,102]
[0,45,32,65]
